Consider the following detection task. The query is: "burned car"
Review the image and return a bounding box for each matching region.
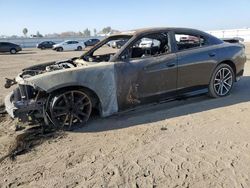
[5,28,246,129]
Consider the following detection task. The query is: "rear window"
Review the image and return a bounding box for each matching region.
[175,33,208,51]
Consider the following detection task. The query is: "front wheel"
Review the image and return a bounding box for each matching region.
[208,64,235,98]
[49,90,92,130]
[10,48,17,54]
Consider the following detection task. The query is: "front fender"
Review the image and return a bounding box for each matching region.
[25,62,118,117]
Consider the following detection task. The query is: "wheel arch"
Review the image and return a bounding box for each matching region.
[208,59,236,87]
[218,60,236,81]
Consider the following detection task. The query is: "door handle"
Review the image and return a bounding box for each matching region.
[166,63,176,67]
[209,52,216,57]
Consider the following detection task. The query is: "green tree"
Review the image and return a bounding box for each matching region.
[102,26,112,34]
[83,28,91,37]
[36,31,43,38]
[23,28,28,37]
[93,28,97,36]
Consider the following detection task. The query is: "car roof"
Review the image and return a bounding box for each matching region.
[112,27,211,37]
[64,40,78,42]
[110,27,223,45]
[0,42,17,45]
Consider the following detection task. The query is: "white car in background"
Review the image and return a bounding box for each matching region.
[139,38,160,48]
[52,40,85,52]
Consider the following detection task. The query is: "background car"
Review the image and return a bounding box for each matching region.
[138,38,160,48]
[84,38,100,47]
[111,39,128,48]
[0,42,22,54]
[37,41,55,49]
[52,40,85,52]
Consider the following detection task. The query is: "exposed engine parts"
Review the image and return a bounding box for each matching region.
[45,62,76,72]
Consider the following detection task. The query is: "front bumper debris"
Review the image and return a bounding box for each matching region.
[4,91,16,118]
[4,91,44,122]
[4,78,17,89]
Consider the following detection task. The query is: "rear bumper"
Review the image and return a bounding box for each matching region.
[17,47,22,52]
[236,69,244,81]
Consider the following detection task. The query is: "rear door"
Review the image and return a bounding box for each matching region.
[0,43,4,52]
[44,42,50,48]
[64,41,72,51]
[174,31,217,91]
[0,42,9,52]
[72,41,79,50]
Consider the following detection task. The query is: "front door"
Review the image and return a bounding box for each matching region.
[132,53,177,100]
[115,31,178,110]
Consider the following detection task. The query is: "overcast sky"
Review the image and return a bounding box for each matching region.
[1,0,250,36]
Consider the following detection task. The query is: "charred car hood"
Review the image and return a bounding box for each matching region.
[17,58,115,92]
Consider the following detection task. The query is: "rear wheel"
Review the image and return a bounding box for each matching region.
[208,64,235,98]
[57,47,63,52]
[10,48,17,54]
[49,90,92,130]
[77,46,82,51]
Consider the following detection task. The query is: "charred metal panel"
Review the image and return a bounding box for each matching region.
[24,62,118,117]
[114,61,140,111]
[114,53,178,111]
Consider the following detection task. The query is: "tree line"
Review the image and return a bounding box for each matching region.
[20,27,114,38]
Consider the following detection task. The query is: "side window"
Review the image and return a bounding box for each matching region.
[129,32,170,59]
[175,33,207,51]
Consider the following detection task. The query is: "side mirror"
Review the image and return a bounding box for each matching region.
[120,49,130,61]
[120,54,128,61]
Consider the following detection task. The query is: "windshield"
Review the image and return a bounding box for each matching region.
[81,35,132,62]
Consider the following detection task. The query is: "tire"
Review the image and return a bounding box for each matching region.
[77,46,82,51]
[57,47,63,52]
[48,89,92,130]
[10,48,17,54]
[208,64,235,98]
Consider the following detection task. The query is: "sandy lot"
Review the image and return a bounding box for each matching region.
[0,45,250,188]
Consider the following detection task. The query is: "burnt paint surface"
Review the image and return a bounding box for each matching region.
[114,53,178,111]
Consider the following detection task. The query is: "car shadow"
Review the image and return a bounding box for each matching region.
[74,75,250,133]
[0,52,36,55]
[1,76,249,160]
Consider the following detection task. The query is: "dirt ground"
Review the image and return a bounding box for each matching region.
[0,45,250,188]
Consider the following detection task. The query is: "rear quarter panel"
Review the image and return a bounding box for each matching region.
[215,43,246,77]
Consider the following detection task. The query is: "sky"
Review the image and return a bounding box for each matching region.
[0,0,250,36]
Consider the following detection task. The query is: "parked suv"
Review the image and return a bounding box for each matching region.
[37,41,55,49]
[0,42,22,54]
